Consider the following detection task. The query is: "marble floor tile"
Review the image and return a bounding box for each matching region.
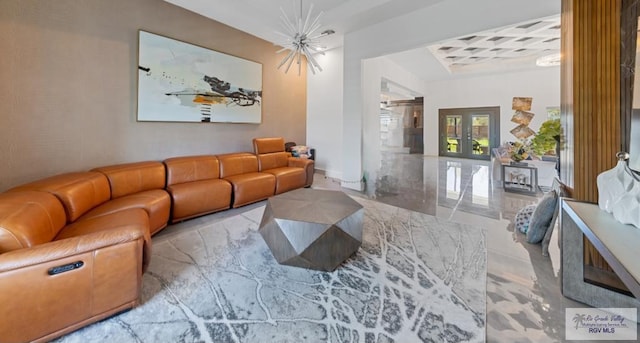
[152,152,628,342]
[313,152,610,342]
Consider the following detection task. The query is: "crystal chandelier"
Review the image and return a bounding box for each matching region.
[276,0,333,75]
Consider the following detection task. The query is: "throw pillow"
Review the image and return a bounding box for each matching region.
[541,180,570,256]
[515,204,537,234]
[526,190,558,244]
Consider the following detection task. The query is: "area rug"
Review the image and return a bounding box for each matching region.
[57,197,487,343]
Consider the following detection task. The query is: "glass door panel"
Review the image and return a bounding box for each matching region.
[471,114,490,157]
[439,107,499,160]
[446,115,462,154]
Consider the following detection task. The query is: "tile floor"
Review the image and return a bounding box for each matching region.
[310,153,601,343]
[157,152,616,342]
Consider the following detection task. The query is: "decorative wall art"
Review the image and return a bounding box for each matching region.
[137,31,263,123]
[510,124,536,139]
[510,97,535,139]
[512,97,533,111]
[511,110,535,125]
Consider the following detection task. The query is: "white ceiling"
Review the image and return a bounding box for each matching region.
[428,16,560,73]
[164,0,442,51]
[386,15,560,81]
[164,0,560,81]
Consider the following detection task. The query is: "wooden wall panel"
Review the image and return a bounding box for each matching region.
[566,0,621,202]
[562,0,624,278]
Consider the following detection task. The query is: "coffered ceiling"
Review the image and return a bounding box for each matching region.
[428,15,561,74]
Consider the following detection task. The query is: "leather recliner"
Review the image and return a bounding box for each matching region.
[164,155,232,222]
[0,142,314,342]
[91,161,171,235]
[253,137,314,193]
[0,164,169,342]
[0,190,148,343]
[218,152,276,208]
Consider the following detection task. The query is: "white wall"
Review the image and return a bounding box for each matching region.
[0,0,309,191]
[307,47,344,179]
[341,0,561,190]
[361,57,427,188]
[306,49,428,185]
[423,67,561,156]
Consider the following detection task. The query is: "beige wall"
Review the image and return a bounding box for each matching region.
[0,0,307,191]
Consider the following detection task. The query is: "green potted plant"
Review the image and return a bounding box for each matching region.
[531,119,561,156]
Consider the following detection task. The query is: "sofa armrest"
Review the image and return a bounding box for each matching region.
[0,227,146,343]
[287,157,312,168]
[288,157,314,187]
[0,226,145,272]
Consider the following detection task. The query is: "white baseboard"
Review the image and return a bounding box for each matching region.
[315,168,342,181]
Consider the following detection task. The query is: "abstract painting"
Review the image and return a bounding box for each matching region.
[137,31,262,123]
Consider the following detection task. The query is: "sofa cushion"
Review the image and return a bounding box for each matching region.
[56,208,151,271]
[57,208,149,241]
[253,137,286,154]
[224,172,275,208]
[218,153,260,178]
[167,179,232,222]
[92,161,166,199]
[0,191,67,253]
[7,172,111,222]
[541,178,571,256]
[164,155,220,185]
[257,151,290,171]
[526,190,558,244]
[80,190,171,235]
[262,167,307,194]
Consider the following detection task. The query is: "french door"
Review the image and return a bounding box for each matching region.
[439,107,500,160]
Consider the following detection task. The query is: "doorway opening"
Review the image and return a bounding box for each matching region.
[380,79,423,154]
[439,106,500,160]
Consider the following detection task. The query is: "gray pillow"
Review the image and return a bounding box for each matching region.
[541,180,570,256]
[526,190,558,244]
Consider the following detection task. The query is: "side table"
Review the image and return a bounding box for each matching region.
[502,163,538,195]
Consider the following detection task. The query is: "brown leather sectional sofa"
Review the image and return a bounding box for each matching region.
[0,137,313,343]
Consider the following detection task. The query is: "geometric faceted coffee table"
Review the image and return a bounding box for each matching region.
[259,188,364,272]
